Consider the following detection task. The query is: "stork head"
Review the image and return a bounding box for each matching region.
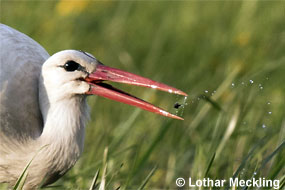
[41,50,187,120]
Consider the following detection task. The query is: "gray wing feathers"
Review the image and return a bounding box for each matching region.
[0,24,49,142]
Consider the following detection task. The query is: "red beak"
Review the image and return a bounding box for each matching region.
[85,64,187,120]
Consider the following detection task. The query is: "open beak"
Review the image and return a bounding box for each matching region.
[85,64,187,120]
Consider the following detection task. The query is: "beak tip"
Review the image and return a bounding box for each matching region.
[167,113,184,120]
[176,116,184,120]
[173,90,188,97]
[181,91,188,97]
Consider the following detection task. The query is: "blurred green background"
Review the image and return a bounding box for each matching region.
[1,1,284,189]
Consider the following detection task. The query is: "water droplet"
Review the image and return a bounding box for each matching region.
[253,172,257,175]
[175,109,179,115]
[231,83,235,87]
[267,102,271,105]
[268,111,272,115]
[241,82,245,85]
[174,96,188,117]
[259,86,263,90]
[151,85,157,89]
[205,90,208,93]
[168,89,173,93]
[262,124,266,128]
[249,80,254,84]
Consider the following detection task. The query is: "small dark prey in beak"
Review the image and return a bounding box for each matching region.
[85,64,188,120]
[174,102,182,109]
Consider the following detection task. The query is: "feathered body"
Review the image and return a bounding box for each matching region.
[0,24,90,189]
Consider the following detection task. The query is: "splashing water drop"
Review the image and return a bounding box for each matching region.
[231,83,235,87]
[262,124,266,128]
[175,109,179,115]
[205,90,208,93]
[267,102,271,105]
[241,82,245,85]
[253,172,257,175]
[176,96,188,116]
[151,85,157,89]
[249,80,254,84]
[173,96,188,117]
[211,90,217,96]
[268,111,272,115]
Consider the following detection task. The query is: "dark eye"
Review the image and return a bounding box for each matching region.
[63,61,80,72]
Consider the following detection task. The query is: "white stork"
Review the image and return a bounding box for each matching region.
[0,24,187,189]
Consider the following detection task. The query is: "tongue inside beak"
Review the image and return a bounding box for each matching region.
[85,64,188,120]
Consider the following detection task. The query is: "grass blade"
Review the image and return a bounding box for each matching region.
[89,169,100,190]
[13,145,48,190]
[279,175,285,190]
[216,107,239,158]
[14,170,28,190]
[99,165,107,190]
[257,141,285,174]
[133,120,172,176]
[138,165,157,190]
[240,141,284,190]
[204,152,216,178]
[200,95,222,111]
[228,137,266,188]
[99,147,108,190]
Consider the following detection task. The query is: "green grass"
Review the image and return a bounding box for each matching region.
[1,1,284,189]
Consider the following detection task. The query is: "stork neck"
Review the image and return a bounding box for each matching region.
[37,76,89,175]
[40,97,87,148]
[36,97,88,176]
